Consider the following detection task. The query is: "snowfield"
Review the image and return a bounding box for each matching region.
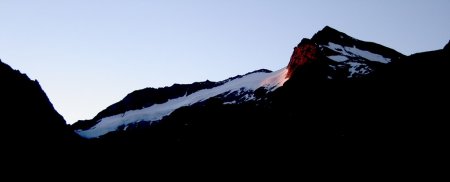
[77,68,288,138]
[325,42,392,64]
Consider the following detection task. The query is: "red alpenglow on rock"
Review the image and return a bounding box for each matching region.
[286,38,319,78]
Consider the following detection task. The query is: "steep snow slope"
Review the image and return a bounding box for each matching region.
[77,68,288,138]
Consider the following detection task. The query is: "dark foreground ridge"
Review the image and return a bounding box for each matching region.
[0,60,81,154]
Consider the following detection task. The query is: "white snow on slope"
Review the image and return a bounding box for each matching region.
[325,42,391,63]
[348,62,370,78]
[77,68,289,138]
[328,55,348,62]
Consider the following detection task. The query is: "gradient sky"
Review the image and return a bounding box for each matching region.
[1,0,449,124]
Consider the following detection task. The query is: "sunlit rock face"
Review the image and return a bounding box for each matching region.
[286,39,319,78]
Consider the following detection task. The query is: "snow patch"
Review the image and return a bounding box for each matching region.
[259,68,289,91]
[326,42,391,63]
[77,68,289,138]
[328,55,348,62]
[223,101,237,105]
[348,62,370,78]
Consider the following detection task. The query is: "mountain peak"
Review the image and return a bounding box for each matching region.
[319,26,343,35]
[285,26,406,79]
[311,26,351,45]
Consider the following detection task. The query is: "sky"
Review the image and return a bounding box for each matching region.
[1,0,449,124]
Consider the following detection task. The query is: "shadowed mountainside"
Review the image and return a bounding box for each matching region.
[0,60,81,152]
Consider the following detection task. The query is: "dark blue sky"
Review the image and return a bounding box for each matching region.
[1,0,449,123]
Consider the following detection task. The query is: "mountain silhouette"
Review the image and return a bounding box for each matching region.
[1,27,448,158]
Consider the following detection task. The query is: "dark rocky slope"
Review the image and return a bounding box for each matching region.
[0,60,80,152]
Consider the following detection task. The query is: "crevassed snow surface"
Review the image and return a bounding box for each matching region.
[77,68,289,138]
[325,42,391,63]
